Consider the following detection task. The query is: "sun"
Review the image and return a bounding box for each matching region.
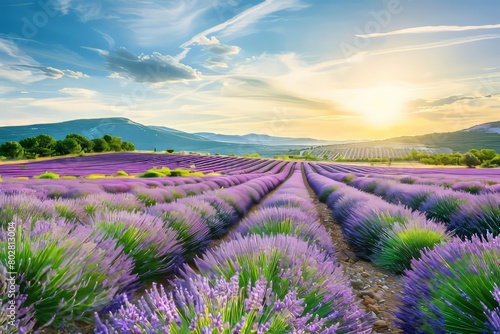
[338,86,411,127]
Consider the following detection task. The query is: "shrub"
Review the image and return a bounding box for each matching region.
[341,174,356,184]
[233,207,334,255]
[37,172,59,179]
[116,170,129,176]
[93,211,183,282]
[0,221,136,328]
[371,218,452,274]
[194,234,372,332]
[451,181,488,195]
[400,176,415,184]
[396,234,500,333]
[342,207,414,260]
[153,205,211,259]
[138,170,165,178]
[96,272,350,333]
[449,194,500,239]
[318,185,338,202]
[419,192,470,224]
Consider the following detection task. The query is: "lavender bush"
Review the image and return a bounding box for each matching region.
[396,234,500,333]
[194,234,372,333]
[371,218,452,274]
[0,220,137,328]
[449,194,500,239]
[93,211,184,282]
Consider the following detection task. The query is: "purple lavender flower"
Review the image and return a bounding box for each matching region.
[396,233,500,332]
[232,207,334,255]
[449,194,500,239]
[92,210,184,282]
[194,234,372,333]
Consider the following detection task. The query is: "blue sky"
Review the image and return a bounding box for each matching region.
[1,0,499,140]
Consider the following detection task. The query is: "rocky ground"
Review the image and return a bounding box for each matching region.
[313,199,403,333]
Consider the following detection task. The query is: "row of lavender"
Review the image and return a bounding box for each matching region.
[315,164,500,239]
[0,165,293,332]
[0,153,282,178]
[96,165,373,333]
[305,164,500,332]
[317,163,500,192]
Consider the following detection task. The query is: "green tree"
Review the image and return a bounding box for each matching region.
[480,149,496,161]
[121,141,135,151]
[166,149,175,154]
[460,152,481,168]
[19,136,39,158]
[33,134,56,157]
[0,141,23,158]
[92,138,110,152]
[66,134,94,153]
[55,138,82,155]
[103,135,122,151]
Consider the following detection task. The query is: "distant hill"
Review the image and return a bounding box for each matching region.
[299,121,500,160]
[0,118,307,157]
[194,132,343,146]
[378,121,500,152]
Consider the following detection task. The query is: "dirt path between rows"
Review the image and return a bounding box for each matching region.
[302,169,403,333]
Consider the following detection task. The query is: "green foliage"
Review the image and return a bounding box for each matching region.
[116,170,129,176]
[243,153,261,158]
[460,152,481,168]
[341,174,356,184]
[371,225,450,274]
[66,134,94,152]
[138,170,165,178]
[166,149,175,154]
[319,186,338,202]
[91,138,110,152]
[37,172,60,179]
[121,141,135,151]
[0,141,23,158]
[55,138,82,155]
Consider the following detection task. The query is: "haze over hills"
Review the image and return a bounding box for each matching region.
[194,132,343,146]
[0,118,331,157]
[298,120,500,160]
[1,118,499,159]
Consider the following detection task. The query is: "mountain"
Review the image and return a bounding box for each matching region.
[298,121,500,160]
[377,121,500,152]
[464,121,500,134]
[0,118,306,157]
[194,132,342,146]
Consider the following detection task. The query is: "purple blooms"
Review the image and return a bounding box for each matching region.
[232,207,334,255]
[451,181,489,194]
[449,194,500,239]
[370,217,452,273]
[0,220,137,328]
[419,191,471,224]
[193,234,372,333]
[92,211,184,282]
[396,234,500,333]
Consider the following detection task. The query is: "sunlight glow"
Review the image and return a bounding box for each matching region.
[337,86,412,127]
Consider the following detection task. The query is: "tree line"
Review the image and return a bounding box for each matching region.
[0,134,135,159]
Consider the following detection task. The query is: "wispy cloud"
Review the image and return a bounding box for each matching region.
[181,0,306,48]
[314,34,500,71]
[356,23,500,38]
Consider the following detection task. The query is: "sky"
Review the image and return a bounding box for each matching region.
[0,0,499,140]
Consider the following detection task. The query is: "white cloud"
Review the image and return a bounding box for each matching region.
[356,23,500,38]
[105,48,201,83]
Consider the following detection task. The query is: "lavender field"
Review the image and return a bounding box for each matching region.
[1,153,500,333]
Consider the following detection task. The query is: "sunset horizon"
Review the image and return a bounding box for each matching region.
[1,0,499,141]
